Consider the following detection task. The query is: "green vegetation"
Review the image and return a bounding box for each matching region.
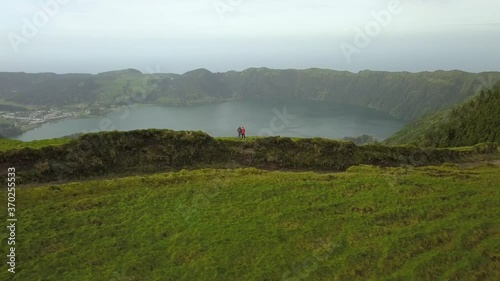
[1,129,497,185]
[0,138,72,152]
[383,109,451,146]
[2,67,499,280]
[1,69,499,120]
[385,86,500,147]
[1,165,499,280]
[342,134,378,145]
[1,129,498,280]
[1,69,498,278]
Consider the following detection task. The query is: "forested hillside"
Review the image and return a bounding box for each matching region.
[1,69,498,120]
[384,85,500,147]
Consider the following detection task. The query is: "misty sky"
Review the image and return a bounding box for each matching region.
[1,0,499,74]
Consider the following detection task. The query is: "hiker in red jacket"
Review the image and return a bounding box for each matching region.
[241,126,246,140]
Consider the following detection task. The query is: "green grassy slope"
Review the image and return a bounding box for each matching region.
[0,138,72,152]
[385,86,500,147]
[1,130,498,184]
[383,109,452,146]
[1,165,499,280]
[1,69,499,120]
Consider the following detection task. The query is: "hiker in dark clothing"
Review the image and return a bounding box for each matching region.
[237,126,242,139]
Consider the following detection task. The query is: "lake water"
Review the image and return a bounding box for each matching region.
[13,100,407,141]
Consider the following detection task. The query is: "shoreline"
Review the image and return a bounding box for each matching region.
[4,98,406,140]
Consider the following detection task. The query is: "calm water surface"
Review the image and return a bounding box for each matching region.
[14,100,407,141]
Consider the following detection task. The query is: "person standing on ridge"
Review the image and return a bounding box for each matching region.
[241,126,246,140]
[237,126,242,139]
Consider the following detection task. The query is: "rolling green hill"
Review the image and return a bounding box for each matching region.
[1,165,499,280]
[384,85,500,147]
[1,130,499,280]
[1,69,499,120]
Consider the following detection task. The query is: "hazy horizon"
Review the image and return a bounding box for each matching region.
[1,0,499,74]
[2,66,500,76]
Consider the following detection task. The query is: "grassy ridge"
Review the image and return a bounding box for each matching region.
[1,165,499,280]
[1,130,498,184]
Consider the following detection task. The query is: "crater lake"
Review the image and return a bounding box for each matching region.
[13,100,407,141]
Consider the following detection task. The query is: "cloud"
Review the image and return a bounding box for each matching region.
[3,0,498,38]
[1,0,499,73]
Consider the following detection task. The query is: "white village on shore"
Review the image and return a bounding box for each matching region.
[0,109,82,126]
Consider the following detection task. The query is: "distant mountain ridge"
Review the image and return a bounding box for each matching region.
[1,68,499,120]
